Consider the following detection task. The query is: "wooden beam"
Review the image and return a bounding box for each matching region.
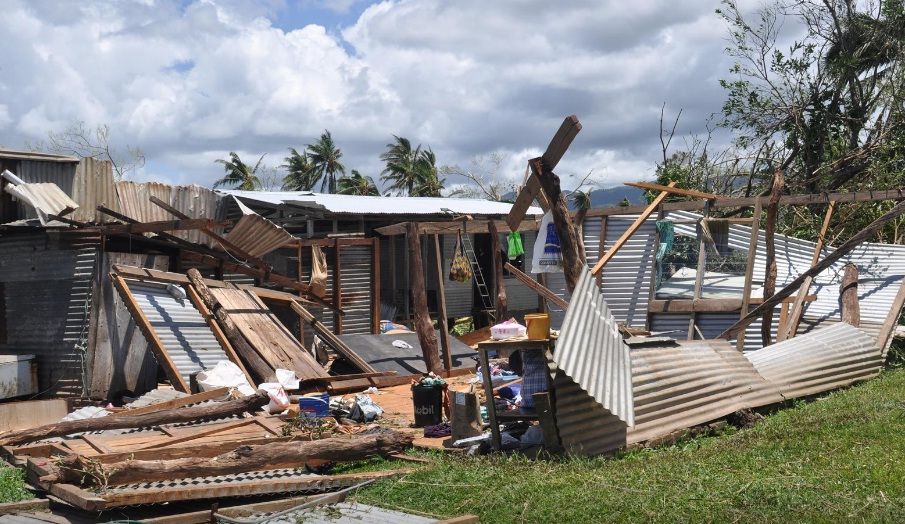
[587,188,905,216]
[100,218,229,235]
[779,201,836,341]
[648,295,815,313]
[184,284,254,386]
[289,300,377,374]
[120,388,230,417]
[406,222,441,372]
[624,181,718,200]
[371,237,381,335]
[689,201,711,340]
[534,159,586,294]
[591,182,677,276]
[110,274,190,392]
[761,170,784,346]
[736,201,761,350]
[878,277,905,355]
[433,234,453,371]
[506,115,581,230]
[719,198,905,339]
[840,263,860,327]
[333,238,343,334]
[488,221,508,320]
[375,219,539,237]
[505,262,570,310]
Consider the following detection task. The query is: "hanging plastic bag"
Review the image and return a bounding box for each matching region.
[448,230,473,282]
[309,245,328,297]
[531,211,563,273]
[507,231,524,259]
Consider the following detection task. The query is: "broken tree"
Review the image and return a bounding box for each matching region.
[407,222,441,372]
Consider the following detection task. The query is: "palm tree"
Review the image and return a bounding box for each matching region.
[411,148,444,197]
[337,170,380,196]
[380,135,423,196]
[213,152,264,190]
[281,147,317,191]
[306,130,345,193]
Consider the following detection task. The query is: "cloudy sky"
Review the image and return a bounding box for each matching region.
[0,0,749,192]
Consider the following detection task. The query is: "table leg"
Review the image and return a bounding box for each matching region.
[480,349,501,451]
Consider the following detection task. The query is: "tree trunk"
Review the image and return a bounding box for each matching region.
[762,170,784,346]
[55,432,414,487]
[187,268,273,382]
[0,392,268,447]
[407,222,441,372]
[840,263,860,327]
[488,221,509,320]
[534,162,586,294]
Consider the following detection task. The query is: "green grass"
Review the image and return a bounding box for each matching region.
[0,467,31,504]
[355,366,905,523]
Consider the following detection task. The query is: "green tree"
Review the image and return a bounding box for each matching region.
[337,170,380,196]
[411,148,445,197]
[281,147,317,191]
[213,152,264,190]
[380,135,423,196]
[306,130,345,193]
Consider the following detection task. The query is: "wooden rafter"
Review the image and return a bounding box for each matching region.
[374,218,539,237]
[624,181,717,200]
[504,262,569,310]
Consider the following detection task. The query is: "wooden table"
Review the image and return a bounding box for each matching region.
[475,338,558,451]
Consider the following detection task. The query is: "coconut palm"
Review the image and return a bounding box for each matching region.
[281,147,317,191]
[411,148,444,197]
[213,152,264,190]
[337,170,380,196]
[380,135,423,196]
[305,130,345,193]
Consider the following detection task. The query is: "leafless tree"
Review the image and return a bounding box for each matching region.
[30,121,145,180]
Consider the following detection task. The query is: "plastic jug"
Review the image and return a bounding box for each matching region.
[524,313,550,340]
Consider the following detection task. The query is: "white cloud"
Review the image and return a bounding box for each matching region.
[0,0,738,193]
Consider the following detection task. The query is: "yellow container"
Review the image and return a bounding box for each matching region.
[524,313,550,340]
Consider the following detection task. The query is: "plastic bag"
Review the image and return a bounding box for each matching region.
[196,361,256,397]
[448,231,473,282]
[531,211,563,273]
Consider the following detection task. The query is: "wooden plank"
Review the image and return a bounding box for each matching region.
[138,418,257,450]
[185,284,254,385]
[720,199,905,339]
[0,399,68,433]
[111,275,190,392]
[507,174,547,232]
[375,219,540,237]
[878,277,905,354]
[333,238,343,334]
[488,220,508,320]
[504,262,569,310]
[434,234,453,371]
[761,171,785,346]
[780,201,836,341]
[534,158,586,294]
[736,200,762,350]
[79,434,114,454]
[649,295,815,313]
[100,218,230,235]
[371,237,381,335]
[591,182,677,276]
[290,300,378,374]
[588,188,905,216]
[625,181,718,200]
[689,201,710,340]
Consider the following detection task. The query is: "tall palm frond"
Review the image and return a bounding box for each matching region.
[281,147,318,191]
[380,135,423,196]
[411,147,444,197]
[337,170,381,196]
[213,152,264,190]
[306,130,345,194]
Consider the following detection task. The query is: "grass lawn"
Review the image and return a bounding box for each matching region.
[355,365,905,523]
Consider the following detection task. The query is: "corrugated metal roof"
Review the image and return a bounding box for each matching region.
[125,279,230,385]
[554,267,634,426]
[5,182,80,218]
[222,190,543,217]
[0,148,80,163]
[116,181,222,245]
[71,157,118,223]
[224,210,295,258]
[745,322,882,399]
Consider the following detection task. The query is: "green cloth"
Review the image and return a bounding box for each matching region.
[507,231,525,259]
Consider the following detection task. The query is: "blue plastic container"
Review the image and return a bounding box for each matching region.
[298,392,330,417]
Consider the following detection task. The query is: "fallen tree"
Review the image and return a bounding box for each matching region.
[52,431,414,486]
[0,392,268,447]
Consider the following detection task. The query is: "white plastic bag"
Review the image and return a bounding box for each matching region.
[258,383,290,414]
[196,361,255,397]
[531,211,564,273]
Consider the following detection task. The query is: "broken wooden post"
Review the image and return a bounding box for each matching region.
[433,235,453,371]
[719,198,905,339]
[840,263,860,327]
[488,220,509,320]
[188,268,274,382]
[762,170,785,346]
[55,432,414,486]
[290,300,377,374]
[406,222,441,373]
[735,201,762,350]
[534,159,586,294]
[0,392,268,447]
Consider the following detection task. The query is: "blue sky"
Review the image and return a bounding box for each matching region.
[0,0,766,193]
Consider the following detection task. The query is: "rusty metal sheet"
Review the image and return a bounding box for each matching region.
[224,211,295,258]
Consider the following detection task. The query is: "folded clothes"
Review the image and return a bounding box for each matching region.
[424,422,452,438]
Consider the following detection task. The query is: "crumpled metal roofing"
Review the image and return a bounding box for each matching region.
[116,181,222,245]
[554,267,634,426]
[222,189,544,217]
[221,197,295,257]
[745,322,882,399]
[4,181,79,217]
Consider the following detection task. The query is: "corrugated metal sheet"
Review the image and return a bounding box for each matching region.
[442,233,473,318]
[71,157,118,223]
[0,232,100,397]
[338,244,375,335]
[597,215,657,328]
[124,279,230,385]
[7,161,77,220]
[224,212,295,258]
[554,267,634,425]
[223,190,544,217]
[4,182,79,217]
[745,322,882,399]
[0,149,79,163]
[116,181,222,245]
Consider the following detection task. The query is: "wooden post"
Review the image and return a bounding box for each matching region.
[720,198,905,339]
[840,263,860,327]
[536,273,549,314]
[434,235,453,371]
[333,238,343,335]
[878,278,905,354]
[187,268,273,382]
[297,241,305,345]
[110,274,190,392]
[488,221,509,320]
[534,160,586,294]
[371,237,381,334]
[761,171,784,346]
[779,201,836,341]
[290,301,378,374]
[406,223,441,372]
[689,201,710,340]
[736,201,762,351]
